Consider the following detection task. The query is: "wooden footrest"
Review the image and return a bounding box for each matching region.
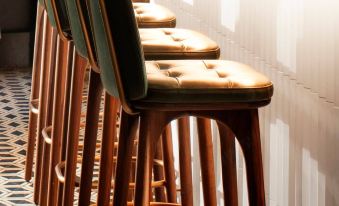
[30,98,39,114]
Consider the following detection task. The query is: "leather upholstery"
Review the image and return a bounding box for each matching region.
[140,60,273,103]
[45,0,57,27]
[64,0,176,59]
[140,28,220,60]
[133,3,176,28]
[88,0,147,100]
[45,0,70,33]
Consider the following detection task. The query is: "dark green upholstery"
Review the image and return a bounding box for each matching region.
[87,0,147,100]
[64,0,88,58]
[44,0,70,33]
[45,0,57,27]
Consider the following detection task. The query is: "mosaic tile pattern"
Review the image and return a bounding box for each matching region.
[0,68,103,205]
[0,68,35,205]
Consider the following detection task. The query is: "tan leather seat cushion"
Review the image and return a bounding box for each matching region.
[140,29,220,60]
[134,3,176,28]
[138,60,273,103]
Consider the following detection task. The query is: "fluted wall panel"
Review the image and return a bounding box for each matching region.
[154,0,339,205]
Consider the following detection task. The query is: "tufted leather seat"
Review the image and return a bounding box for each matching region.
[138,60,273,104]
[141,29,220,59]
[134,3,176,28]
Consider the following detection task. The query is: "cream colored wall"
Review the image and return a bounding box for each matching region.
[154,0,339,205]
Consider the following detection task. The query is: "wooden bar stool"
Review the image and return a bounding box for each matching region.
[25,0,176,186]
[87,1,273,206]
[63,0,225,205]
[42,1,181,204]
[75,0,230,205]
[25,0,178,204]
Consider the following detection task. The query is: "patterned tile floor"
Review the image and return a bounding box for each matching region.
[0,68,35,205]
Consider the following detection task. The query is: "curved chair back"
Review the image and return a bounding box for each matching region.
[44,0,70,38]
[86,0,147,112]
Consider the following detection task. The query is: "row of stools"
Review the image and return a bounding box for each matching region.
[25,0,273,205]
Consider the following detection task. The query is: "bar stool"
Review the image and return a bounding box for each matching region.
[25,0,176,185]
[87,0,273,206]
[62,0,226,205]
[37,0,218,204]
[25,0,179,204]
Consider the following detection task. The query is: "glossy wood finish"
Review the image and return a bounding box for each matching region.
[25,3,44,181]
[57,42,74,206]
[153,138,166,202]
[78,70,103,205]
[62,52,87,205]
[217,122,238,206]
[177,117,194,206]
[112,111,139,206]
[134,112,168,206]
[133,109,266,206]
[38,25,58,206]
[96,95,119,206]
[161,126,177,203]
[197,118,217,206]
[33,19,57,204]
[47,37,72,206]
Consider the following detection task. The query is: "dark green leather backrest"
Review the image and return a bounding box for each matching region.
[87,0,147,100]
[44,0,70,33]
[64,0,88,58]
[44,0,57,27]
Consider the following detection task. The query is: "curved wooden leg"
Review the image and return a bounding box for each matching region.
[33,18,55,204]
[134,112,167,206]
[25,3,44,181]
[78,70,103,205]
[96,95,119,206]
[47,38,71,206]
[56,44,74,205]
[62,52,87,205]
[220,109,265,206]
[113,111,139,206]
[197,118,217,206]
[161,125,177,203]
[217,122,238,206]
[177,117,194,205]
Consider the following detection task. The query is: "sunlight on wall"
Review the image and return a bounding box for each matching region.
[220,0,239,32]
[154,0,339,205]
[182,0,193,6]
[276,0,304,75]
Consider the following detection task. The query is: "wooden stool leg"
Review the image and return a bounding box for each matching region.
[113,111,139,206]
[197,118,217,206]
[39,26,58,206]
[62,52,87,205]
[153,137,166,202]
[33,19,55,204]
[78,70,103,205]
[96,95,119,206]
[56,44,74,205]
[161,125,177,203]
[219,109,265,206]
[235,110,265,206]
[25,4,45,181]
[217,123,238,206]
[177,117,194,205]
[47,38,71,206]
[134,112,167,206]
